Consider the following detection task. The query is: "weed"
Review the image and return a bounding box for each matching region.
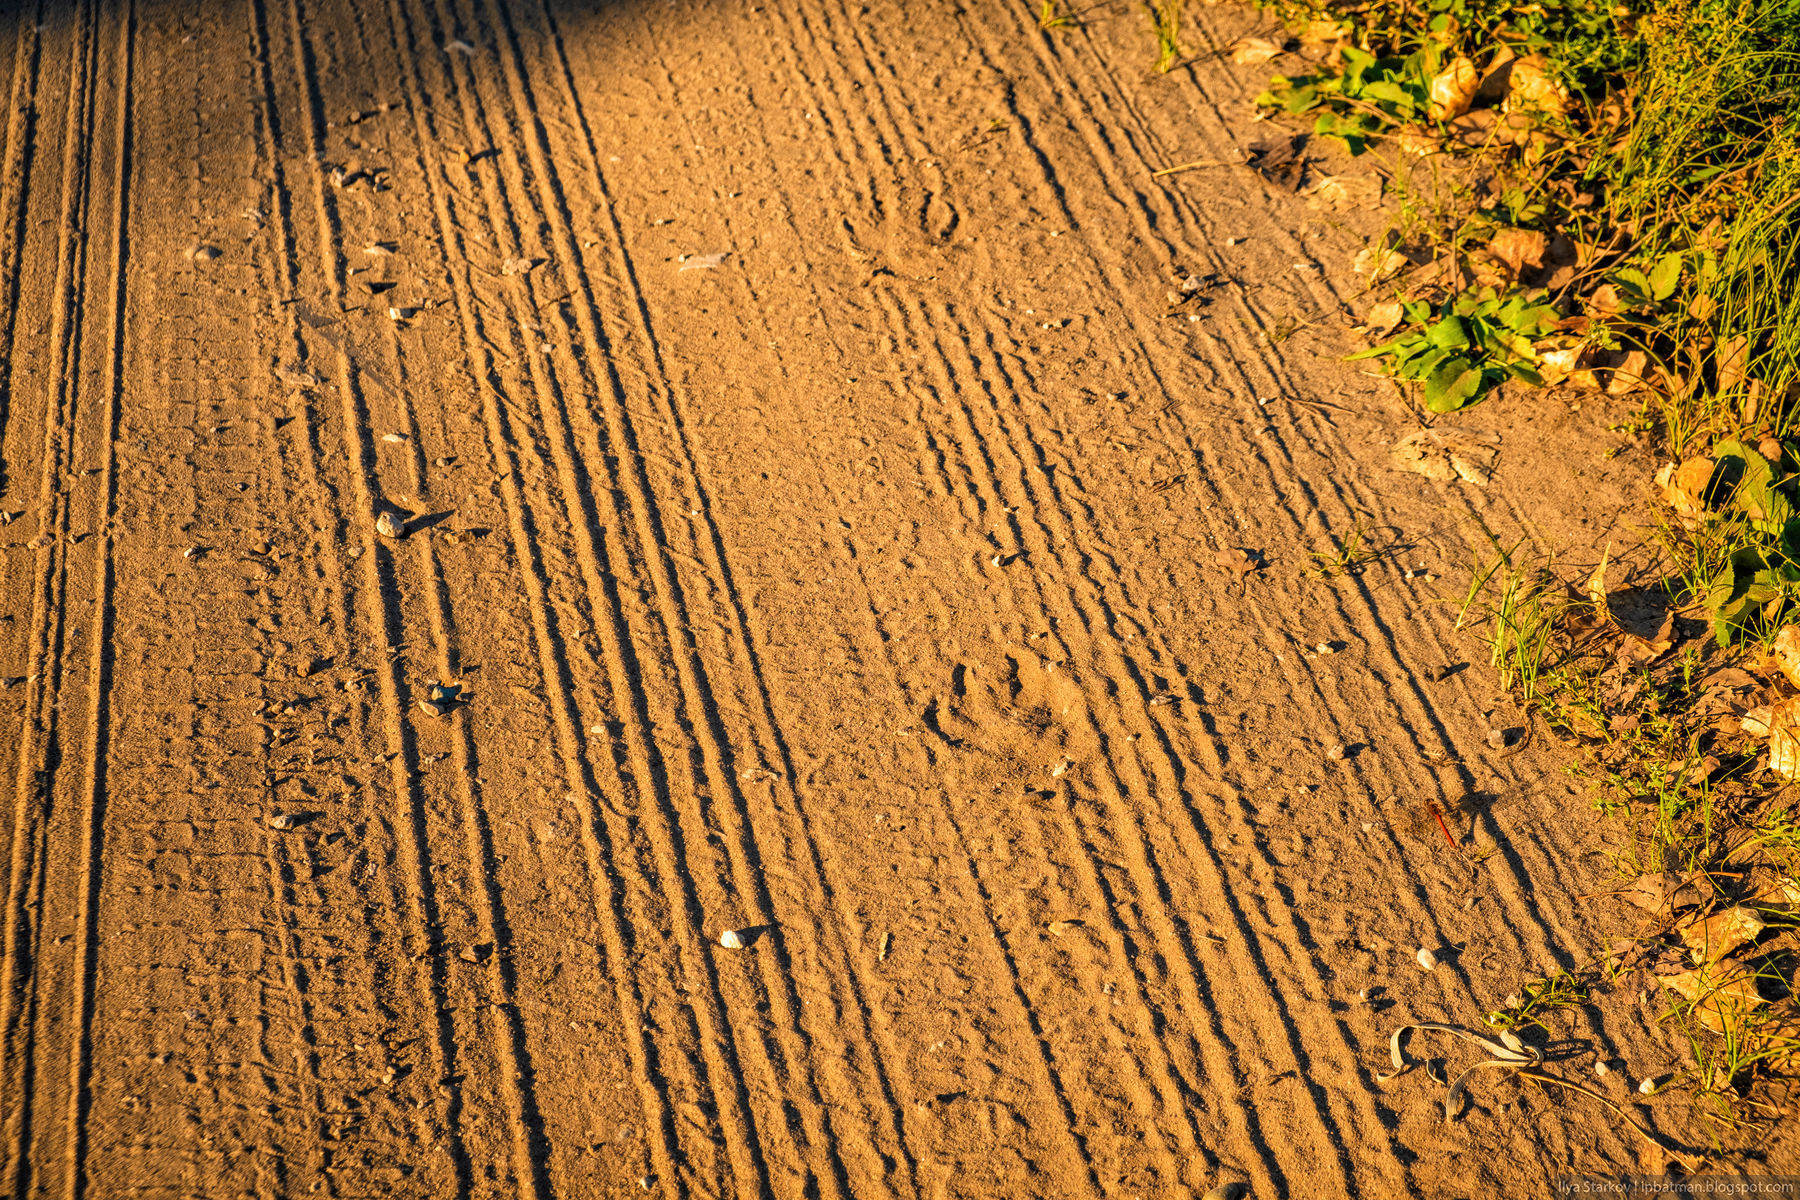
[1038,0,1077,30]
[1143,0,1184,74]
[1458,537,1560,700]
[1308,516,1375,576]
[1485,967,1593,1033]
[1349,288,1560,411]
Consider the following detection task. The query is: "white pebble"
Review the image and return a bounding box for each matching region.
[718,930,747,950]
[1416,947,1438,970]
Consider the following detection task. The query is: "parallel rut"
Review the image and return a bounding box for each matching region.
[0,0,1721,1196]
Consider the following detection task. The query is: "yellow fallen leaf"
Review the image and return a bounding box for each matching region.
[1769,695,1800,779]
[1660,959,1766,1034]
[1365,300,1405,333]
[1427,56,1478,120]
[1678,906,1766,965]
[1717,335,1749,392]
[1487,227,1548,276]
[1607,349,1651,396]
[1230,37,1282,65]
[1505,55,1569,120]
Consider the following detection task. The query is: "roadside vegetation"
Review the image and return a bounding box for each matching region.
[1114,0,1800,1154]
[1237,0,1800,1147]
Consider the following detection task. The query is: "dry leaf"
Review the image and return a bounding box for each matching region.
[1654,457,1714,521]
[1584,546,1675,654]
[1504,55,1569,120]
[1352,243,1406,283]
[1537,345,1584,386]
[1395,126,1443,157]
[1487,227,1548,277]
[1621,871,1702,913]
[1660,959,1765,1034]
[1365,300,1405,334]
[1769,695,1800,778]
[1587,284,1623,316]
[1607,349,1651,396]
[1717,335,1749,392]
[1773,626,1800,689]
[1307,173,1380,212]
[1743,706,1774,737]
[1678,906,1767,965]
[1427,56,1479,120]
[1215,547,1259,575]
[1391,427,1499,486]
[1230,37,1283,65]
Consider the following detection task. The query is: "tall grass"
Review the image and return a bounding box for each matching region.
[1601,0,1800,451]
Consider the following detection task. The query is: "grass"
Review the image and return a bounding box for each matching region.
[1243,0,1800,445]
[1143,0,1184,73]
[1308,515,1376,576]
[1485,967,1593,1033]
[1451,533,1800,1134]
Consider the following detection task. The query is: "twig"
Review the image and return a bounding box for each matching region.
[1152,158,1234,178]
[1518,1071,1706,1173]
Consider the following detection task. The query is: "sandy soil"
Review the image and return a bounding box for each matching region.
[0,0,1783,1195]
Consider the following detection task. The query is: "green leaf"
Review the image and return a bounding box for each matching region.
[1648,252,1684,302]
[1346,332,1423,362]
[1614,267,1653,305]
[1404,345,1457,382]
[1425,316,1469,350]
[1362,80,1415,109]
[1714,440,1792,532]
[1423,356,1485,412]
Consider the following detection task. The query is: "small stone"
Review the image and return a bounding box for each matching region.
[419,700,442,717]
[638,1177,656,1193]
[266,812,296,831]
[1047,920,1083,936]
[1639,1076,1658,1095]
[1203,1184,1246,1200]
[382,432,408,443]
[718,930,747,950]
[1148,693,1175,706]
[1486,728,1508,750]
[1416,947,1438,970]
[1325,742,1347,762]
[1594,1060,1610,1078]
[375,511,405,539]
[186,244,221,262]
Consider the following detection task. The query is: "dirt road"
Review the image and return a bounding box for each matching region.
[0,0,1743,1194]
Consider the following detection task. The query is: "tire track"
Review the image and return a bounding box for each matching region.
[370,0,768,1193]
[457,0,936,1193]
[0,5,105,1189]
[988,3,1645,1078]
[61,2,132,1192]
[0,3,43,499]
[276,0,549,1192]
[716,2,1361,1188]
